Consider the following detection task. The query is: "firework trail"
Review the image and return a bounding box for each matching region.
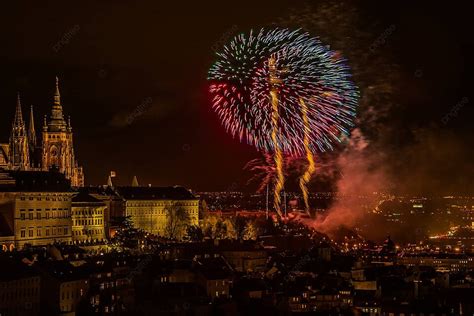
[298,98,316,214]
[270,94,284,214]
[244,153,297,193]
[268,57,285,217]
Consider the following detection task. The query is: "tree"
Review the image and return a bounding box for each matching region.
[187,225,204,242]
[202,215,219,239]
[232,216,247,240]
[243,220,258,240]
[111,216,145,249]
[201,215,238,239]
[164,203,191,240]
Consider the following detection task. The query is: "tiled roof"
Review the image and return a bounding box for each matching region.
[72,191,105,204]
[116,186,197,200]
[0,168,72,192]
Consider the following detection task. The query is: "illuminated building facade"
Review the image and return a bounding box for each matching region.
[116,186,199,237]
[71,192,106,242]
[0,169,74,248]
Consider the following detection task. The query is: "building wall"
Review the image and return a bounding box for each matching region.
[125,199,199,236]
[0,275,41,316]
[398,256,474,271]
[0,192,15,233]
[89,194,124,238]
[71,203,106,242]
[59,279,89,314]
[14,192,73,248]
[198,277,229,299]
[222,250,268,272]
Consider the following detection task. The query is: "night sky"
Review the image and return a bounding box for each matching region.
[1,1,472,193]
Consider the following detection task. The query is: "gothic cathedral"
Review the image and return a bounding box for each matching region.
[0,77,84,187]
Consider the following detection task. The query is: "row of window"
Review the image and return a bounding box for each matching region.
[0,286,39,302]
[73,218,103,226]
[20,208,69,213]
[73,209,103,216]
[20,227,69,238]
[20,196,69,201]
[127,202,197,207]
[19,210,69,220]
[73,229,103,236]
[0,277,39,288]
[61,287,84,301]
[47,134,70,139]
[127,209,198,216]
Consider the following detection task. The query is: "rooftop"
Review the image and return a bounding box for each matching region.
[0,168,72,192]
[116,186,197,200]
[72,191,106,204]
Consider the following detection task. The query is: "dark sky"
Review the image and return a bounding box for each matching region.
[0,1,472,193]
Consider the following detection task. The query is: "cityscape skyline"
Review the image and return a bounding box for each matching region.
[0,0,472,193]
[1,1,473,315]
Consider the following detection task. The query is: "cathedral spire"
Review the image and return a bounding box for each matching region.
[132,175,139,187]
[54,76,61,106]
[9,93,29,170]
[28,105,37,148]
[43,115,48,131]
[13,93,25,128]
[49,76,67,131]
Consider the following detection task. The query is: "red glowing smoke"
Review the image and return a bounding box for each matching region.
[301,129,392,235]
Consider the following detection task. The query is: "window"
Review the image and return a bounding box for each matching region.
[21,230,26,237]
[36,213,41,220]
[29,213,34,220]
[46,229,50,236]
[20,213,26,220]
[37,229,42,237]
[28,230,33,237]
[64,228,68,235]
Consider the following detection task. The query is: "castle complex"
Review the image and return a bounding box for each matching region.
[0,77,84,187]
[0,77,199,251]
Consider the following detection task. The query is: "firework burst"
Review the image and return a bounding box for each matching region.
[208,28,359,156]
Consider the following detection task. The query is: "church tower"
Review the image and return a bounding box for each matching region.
[28,105,40,168]
[28,105,37,150]
[42,77,84,186]
[8,94,30,170]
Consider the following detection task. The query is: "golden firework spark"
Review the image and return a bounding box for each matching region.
[298,98,316,215]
